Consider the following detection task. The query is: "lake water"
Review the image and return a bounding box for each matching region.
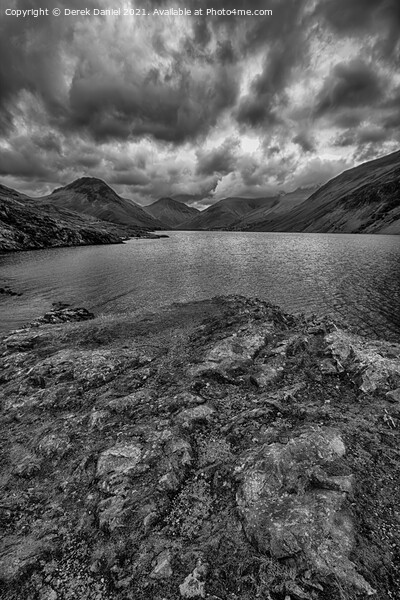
[1,231,400,340]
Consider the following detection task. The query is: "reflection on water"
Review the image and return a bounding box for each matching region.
[1,231,400,340]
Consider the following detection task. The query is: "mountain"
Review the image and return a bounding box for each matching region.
[255,151,400,234]
[143,197,199,228]
[0,183,127,252]
[231,188,317,231]
[177,196,278,230]
[40,177,164,229]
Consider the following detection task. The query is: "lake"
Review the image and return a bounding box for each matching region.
[1,231,400,340]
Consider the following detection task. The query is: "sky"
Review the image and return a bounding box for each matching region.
[0,0,399,207]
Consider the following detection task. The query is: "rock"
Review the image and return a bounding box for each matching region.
[284,581,311,600]
[326,330,400,393]
[41,587,58,600]
[176,405,215,429]
[179,558,208,598]
[191,327,270,377]
[251,364,283,388]
[88,409,110,431]
[386,388,400,403]
[236,427,375,596]
[30,307,95,326]
[158,437,193,492]
[97,495,127,532]
[173,392,206,407]
[37,433,71,458]
[150,549,173,579]
[0,534,55,583]
[319,358,337,374]
[0,286,21,297]
[96,443,143,478]
[10,445,41,478]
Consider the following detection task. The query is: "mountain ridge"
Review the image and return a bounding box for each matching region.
[177,196,279,230]
[247,150,400,234]
[143,196,199,228]
[0,182,163,252]
[40,177,164,229]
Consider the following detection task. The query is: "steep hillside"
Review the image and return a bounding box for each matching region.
[262,150,400,234]
[143,197,199,228]
[0,184,125,252]
[41,178,165,229]
[232,188,316,230]
[178,196,278,230]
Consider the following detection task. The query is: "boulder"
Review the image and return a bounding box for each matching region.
[150,549,173,579]
[179,558,208,598]
[37,433,71,458]
[0,534,55,583]
[176,405,215,429]
[96,443,143,478]
[158,437,193,492]
[386,388,400,403]
[191,327,270,377]
[251,364,283,388]
[326,331,400,393]
[236,427,375,596]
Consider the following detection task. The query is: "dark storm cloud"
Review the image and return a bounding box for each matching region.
[331,112,364,129]
[293,132,315,153]
[315,60,383,117]
[334,127,387,148]
[196,139,239,176]
[0,0,399,196]
[235,0,308,129]
[108,171,151,186]
[68,64,240,143]
[0,0,100,133]
[236,44,295,128]
[0,147,51,178]
[380,87,400,131]
[315,0,400,58]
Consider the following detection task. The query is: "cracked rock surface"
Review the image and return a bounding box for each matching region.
[1,296,400,599]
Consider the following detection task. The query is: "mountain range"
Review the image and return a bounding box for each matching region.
[41,177,164,229]
[1,149,399,251]
[252,150,400,234]
[142,197,199,228]
[0,180,163,252]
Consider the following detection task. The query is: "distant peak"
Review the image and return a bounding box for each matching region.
[158,197,176,203]
[51,177,117,196]
[150,196,179,207]
[68,177,110,188]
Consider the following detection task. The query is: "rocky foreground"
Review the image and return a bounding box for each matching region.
[0,297,400,600]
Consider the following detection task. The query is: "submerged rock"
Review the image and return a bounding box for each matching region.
[30,307,95,327]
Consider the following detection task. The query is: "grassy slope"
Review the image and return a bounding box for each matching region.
[39,178,165,229]
[262,150,400,234]
[232,188,316,231]
[178,197,278,230]
[143,198,200,228]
